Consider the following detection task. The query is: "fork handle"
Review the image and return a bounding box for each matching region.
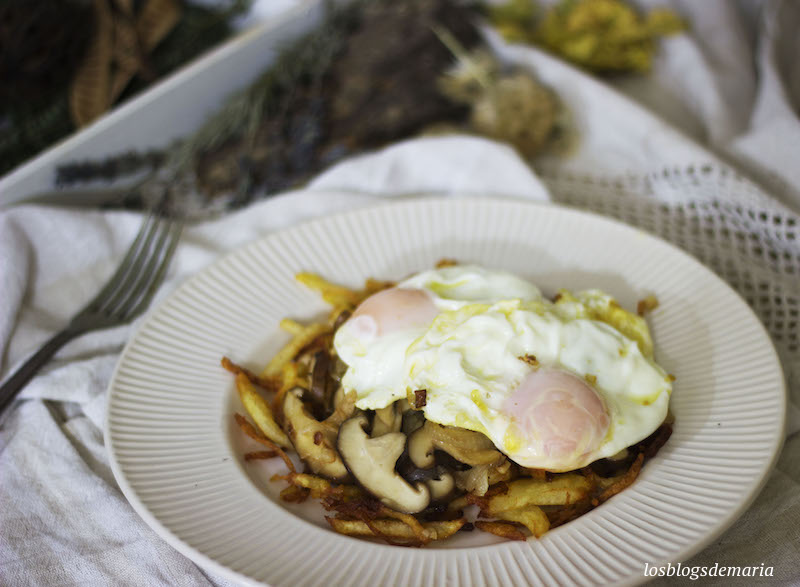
[0,329,78,414]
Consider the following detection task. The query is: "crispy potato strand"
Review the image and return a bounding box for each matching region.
[244,450,279,461]
[598,453,644,503]
[494,506,550,538]
[295,273,363,308]
[279,318,306,335]
[321,494,436,546]
[546,499,595,528]
[236,373,291,447]
[234,413,296,473]
[280,484,311,503]
[221,356,276,391]
[276,472,363,503]
[474,520,527,541]
[261,323,329,378]
[271,362,300,412]
[326,518,464,544]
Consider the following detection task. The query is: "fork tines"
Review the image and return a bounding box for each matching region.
[76,214,182,327]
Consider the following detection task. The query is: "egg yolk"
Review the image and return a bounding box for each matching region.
[346,287,439,339]
[503,370,610,462]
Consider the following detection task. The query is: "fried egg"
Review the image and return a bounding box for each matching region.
[334,265,541,409]
[333,265,671,471]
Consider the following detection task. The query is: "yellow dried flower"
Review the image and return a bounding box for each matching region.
[488,0,686,74]
[470,73,559,159]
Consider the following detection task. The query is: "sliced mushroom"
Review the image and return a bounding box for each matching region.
[282,389,350,481]
[308,351,332,412]
[454,458,513,496]
[396,398,412,413]
[408,421,503,468]
[396,458,454,502]
[329,355,348,383]
[402,408,426,436]
[433,450,472,472]
[337,413,430,513]
[300,349,347,421]
[426,471,455,501]
[589,448,634,478]
[371,402,403,437]
[325,386,357,428]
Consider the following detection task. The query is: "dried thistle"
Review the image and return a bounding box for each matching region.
[435,29,570,159]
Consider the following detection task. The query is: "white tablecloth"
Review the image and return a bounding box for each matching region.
[2,0,800,585]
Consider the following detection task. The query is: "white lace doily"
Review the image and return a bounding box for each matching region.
[540,163,800,423]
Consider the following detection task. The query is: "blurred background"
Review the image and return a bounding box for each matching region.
[1,0,798,212]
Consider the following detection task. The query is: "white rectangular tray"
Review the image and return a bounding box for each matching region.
[0,0,325,206]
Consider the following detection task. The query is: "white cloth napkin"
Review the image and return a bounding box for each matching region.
[0,136,549,586]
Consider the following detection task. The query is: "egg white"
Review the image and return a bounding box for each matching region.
[334,265,542,408]
[405,298,671,470]
[333,265,671,470]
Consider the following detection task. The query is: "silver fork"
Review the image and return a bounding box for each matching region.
[0,213,182,414]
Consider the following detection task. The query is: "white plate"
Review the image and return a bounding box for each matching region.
[105,197,785,586]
